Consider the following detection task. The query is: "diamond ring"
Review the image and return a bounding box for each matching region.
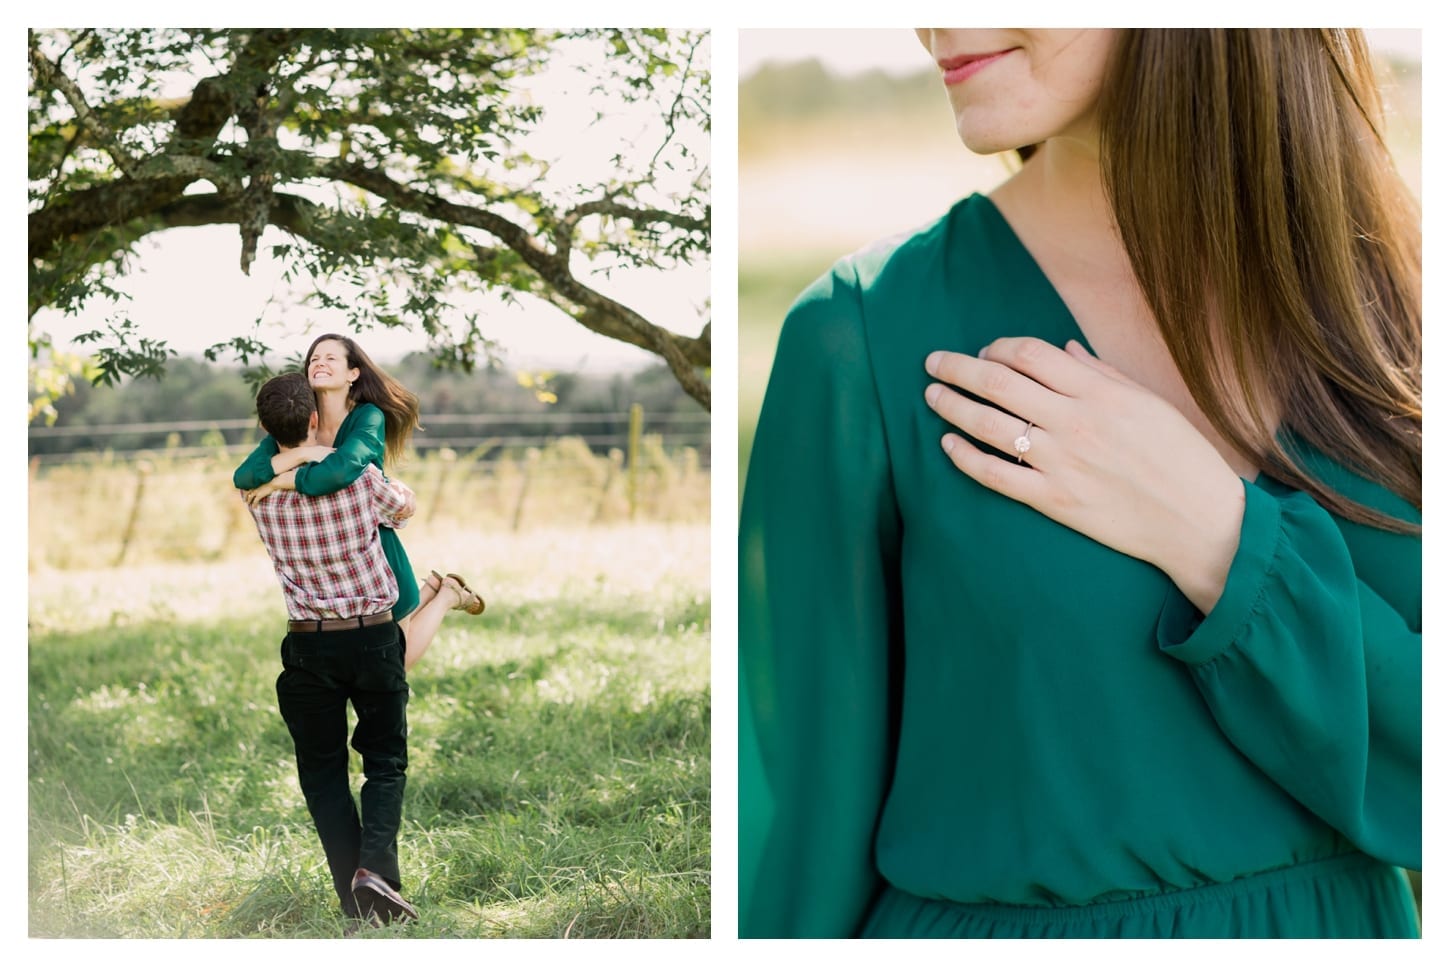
[1013,423,1033,462]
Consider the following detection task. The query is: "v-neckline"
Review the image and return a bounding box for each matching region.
[318,402,355,449]
[971,192,1106,358]
[967,192,1268,486]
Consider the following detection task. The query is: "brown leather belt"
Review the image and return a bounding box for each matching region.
[287,610,393,633]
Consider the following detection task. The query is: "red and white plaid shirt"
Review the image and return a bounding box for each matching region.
[244,464,413,620]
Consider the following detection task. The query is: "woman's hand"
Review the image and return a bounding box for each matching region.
[244,468,298,507]
[391,490,417,523]
[924,337,1246,613]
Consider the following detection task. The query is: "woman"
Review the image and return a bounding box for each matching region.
[235,333,485,670]
[739,30,1421,939]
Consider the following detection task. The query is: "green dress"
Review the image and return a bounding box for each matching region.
[738,194,1421,939]
[234,402,420,620]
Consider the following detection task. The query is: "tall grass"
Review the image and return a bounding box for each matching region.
[29,436,707,571]
[29,524,709,938]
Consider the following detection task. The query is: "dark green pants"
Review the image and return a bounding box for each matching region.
[276,621,409,918]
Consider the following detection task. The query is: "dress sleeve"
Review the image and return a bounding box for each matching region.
[1156,479,1421,871]
[293,404,385,496]
[232,435,280,489]
[738,260,903,938]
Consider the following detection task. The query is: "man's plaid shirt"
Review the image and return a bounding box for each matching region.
[244,463,413,620]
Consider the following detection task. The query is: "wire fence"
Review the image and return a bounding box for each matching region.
[27,409,711,465]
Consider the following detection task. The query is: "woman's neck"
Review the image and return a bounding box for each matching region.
[316,387,351,434]
[987,133,1275,480]
[993,135,1127,277]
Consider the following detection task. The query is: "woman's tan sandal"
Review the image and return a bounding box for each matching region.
[445,572,486,615]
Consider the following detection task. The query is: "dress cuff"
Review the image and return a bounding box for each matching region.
[1157,479,1284,666]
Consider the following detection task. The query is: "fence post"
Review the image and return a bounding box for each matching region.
[593,449,623,524]
[427,448,456,524]
[218,476,247,557]
[511,448,538,532]
[115,459,152,567]
[627,403,643,520]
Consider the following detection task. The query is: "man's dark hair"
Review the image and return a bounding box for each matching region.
[255,373,317,446]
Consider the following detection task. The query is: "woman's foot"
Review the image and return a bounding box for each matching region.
[441,572,485,615]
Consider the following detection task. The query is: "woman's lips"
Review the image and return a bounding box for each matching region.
[939,49,1015,85]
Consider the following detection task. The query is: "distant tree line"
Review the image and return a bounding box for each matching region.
[738,58,947,161]
[739,58,940,126]
[28,354,705,460]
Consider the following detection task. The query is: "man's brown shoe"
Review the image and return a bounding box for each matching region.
[351,868,418,924]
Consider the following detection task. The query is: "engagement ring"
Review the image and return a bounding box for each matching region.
[1013,423,1033,462]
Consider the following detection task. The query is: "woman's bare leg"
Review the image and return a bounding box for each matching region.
[398,571,443,665]
[397,568,440,635]
[416,579,439,611]
[402,576,465,670]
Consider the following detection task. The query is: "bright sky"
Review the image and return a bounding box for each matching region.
[28,32,710,372]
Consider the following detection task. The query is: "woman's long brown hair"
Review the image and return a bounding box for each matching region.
[305,332,421,467]
[1093,29,1421,531]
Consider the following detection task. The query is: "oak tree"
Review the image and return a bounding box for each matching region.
[28,28,711,409]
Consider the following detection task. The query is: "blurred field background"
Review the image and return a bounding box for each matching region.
[738,29,1423,494]
[30,433,706,571]
[28,363,710,937]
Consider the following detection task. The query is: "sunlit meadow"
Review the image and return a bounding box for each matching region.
[29,497,710,938]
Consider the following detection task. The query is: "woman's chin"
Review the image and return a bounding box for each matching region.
[955,126,1020,157]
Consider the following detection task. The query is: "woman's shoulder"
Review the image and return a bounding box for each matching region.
[831,195,983,288]
[782,194,1010,351]
[344,401,385,425]
[802,194,1011,312]
[338,401,387,442]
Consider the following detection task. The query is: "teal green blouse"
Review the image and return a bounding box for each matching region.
[738,194,1421,938]
[234,402,419,619]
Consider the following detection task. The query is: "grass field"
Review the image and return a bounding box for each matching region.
[28,523,710,938]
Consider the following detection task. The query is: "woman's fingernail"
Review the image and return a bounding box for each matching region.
[925,351,942,375]
[942,435,956,453]
[925,383,942,406]
[977,345,989,359]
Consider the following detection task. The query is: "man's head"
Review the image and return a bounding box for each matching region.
[255,373,318,448]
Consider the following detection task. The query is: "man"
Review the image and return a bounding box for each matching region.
[242,372,420,929]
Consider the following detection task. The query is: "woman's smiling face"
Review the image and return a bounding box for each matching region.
[914,29,1119,155]
[307,338,359,392]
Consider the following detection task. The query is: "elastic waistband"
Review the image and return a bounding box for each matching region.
[919,852,1382,926]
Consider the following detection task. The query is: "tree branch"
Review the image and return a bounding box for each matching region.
[649,32,705,172]
[327,159,551,261]
[151,186,711,406]
[565,198,708,236]
[29,65,243,262]
[152,190,321,236]
[232,30,302,275]
[29,29,712,410]
[499,240,710,364]
[326,162,709,407]
[29,40,142,179]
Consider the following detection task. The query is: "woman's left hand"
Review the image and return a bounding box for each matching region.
[243,468,298,507]
[924,337,1246,613]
